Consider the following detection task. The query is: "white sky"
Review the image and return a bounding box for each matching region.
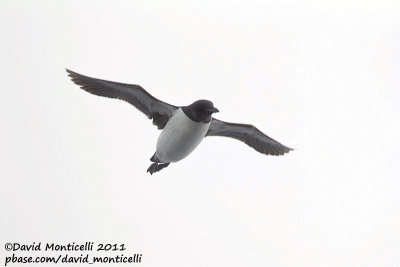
[1,1,400,266]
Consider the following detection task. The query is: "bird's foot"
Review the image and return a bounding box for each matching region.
[147,162,170,175]
[147,163,159,175]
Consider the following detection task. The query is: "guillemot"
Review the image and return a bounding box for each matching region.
[66,69,292,174]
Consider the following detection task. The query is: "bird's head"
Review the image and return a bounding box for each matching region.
[183,99,219,123]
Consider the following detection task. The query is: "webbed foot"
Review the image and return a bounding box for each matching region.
[147,162,170,175]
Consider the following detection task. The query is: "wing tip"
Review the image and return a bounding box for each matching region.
[65,68,78,82]
[65,69,92,89]
[269,145,294,156]
[65,68,73,75]
[65,68,79,79]
[281,146,294,155]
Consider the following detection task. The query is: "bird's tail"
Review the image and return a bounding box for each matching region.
[150,153,158,162]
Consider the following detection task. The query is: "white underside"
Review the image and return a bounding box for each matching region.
[156,108,211,163]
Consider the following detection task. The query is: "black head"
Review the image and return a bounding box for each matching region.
[182,100,219,123]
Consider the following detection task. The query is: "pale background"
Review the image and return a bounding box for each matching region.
[1,1,400,266]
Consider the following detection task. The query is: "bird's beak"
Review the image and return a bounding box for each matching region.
[207,107,219,113]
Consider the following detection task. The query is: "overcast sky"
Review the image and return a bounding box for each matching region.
[1,1,400,266]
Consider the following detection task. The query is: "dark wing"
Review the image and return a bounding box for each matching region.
[66,69,178,129]
[206,118,293,156]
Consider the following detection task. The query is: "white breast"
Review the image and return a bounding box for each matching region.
[156,108,211,163]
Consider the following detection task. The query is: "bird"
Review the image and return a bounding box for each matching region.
[66,69,293,174]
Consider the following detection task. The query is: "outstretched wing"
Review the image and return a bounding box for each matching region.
[66,69,178,129]
[206,118,293,156]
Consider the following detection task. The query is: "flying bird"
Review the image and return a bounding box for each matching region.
[66,69,293,174]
